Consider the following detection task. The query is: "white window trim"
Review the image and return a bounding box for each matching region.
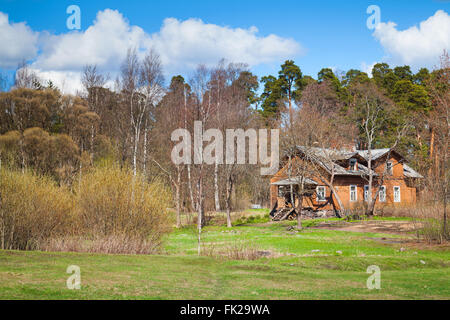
[317,186,327,202]
[350,185,357,202]
[379,186,386,202]
[394,186,401,203]
[364,185,369,202]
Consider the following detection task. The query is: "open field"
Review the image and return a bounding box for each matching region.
[0,214,449,300]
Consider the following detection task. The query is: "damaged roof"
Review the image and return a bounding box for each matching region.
[357,149,393,161]
[271,177,318,186]
[295,146,377,177]
[403,164,424,178]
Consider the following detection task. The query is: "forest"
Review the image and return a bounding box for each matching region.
[0,49,448,252]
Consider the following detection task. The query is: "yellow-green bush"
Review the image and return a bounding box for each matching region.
[0,169,73,250]
[73,165,172,252]
[0,166,172,254]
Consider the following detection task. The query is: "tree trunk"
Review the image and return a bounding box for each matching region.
[367,149,374,216]
[226,173,233,228]
[175,166,182,228]
[297,194,303,229]
[443,129,448,239]
[197,173,204,255]
[0,192,4,250]
[143,120,148,176]
[429,126,435,177]
[187,164,196,212]
[329,185,344,218]
[214,163,221,212]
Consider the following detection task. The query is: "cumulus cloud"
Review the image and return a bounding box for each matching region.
[0,12,39,69]
[8,9,300,93]
[34,9,149,72]
[373,10,450,68]
[150,18,301,72]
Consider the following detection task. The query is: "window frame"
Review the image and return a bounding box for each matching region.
[316,186,327,202]
[393,186,401,203]
[379,186,386,202]
[350,185,357,202]
[364,185,369,202]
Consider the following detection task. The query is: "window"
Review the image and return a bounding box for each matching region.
[317,186,326,202]
[394,186,401,203]
[349,158,357,171]
[386,161,393,175]
[364,185,369,202]
[379,186,386,202]
[350,185,357,202]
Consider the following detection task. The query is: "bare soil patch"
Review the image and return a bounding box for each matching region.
[311,220,419,235]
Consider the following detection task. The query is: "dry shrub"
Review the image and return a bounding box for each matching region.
[411,205,449,244]
[0,169,73,250]
[201,242,268,261]
[376,205,413,218]
[42,233,161,255]
[74,165,172,251]
[378,204,449,243]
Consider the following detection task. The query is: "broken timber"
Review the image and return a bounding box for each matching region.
[272,208,298,221]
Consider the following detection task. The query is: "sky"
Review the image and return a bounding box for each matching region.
[0,0,449,93]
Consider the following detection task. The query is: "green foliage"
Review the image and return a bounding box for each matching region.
[342,69,370,87]
[259,60,306,121]
[235,71,259,106]
[234,213,271,226]
[259,75,284,120]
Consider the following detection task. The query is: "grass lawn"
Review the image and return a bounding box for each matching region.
[0,216,449,300]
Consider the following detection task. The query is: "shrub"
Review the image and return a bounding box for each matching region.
[0,169,73,250]
[74,165,172,252]
[411,205,449,244]
[201,242,267,261]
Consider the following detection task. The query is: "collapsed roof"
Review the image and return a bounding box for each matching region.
[291,146,423,179]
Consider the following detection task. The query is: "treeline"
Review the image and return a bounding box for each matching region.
[0,50,448,231]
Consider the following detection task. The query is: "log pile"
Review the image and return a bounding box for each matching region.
[272,208,298,221]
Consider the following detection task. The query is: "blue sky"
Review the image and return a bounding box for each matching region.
[0,0,449,92]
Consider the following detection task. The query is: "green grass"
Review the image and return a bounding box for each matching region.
[0,218,449,300]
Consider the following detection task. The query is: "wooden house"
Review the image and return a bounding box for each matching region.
[270,146,423,218]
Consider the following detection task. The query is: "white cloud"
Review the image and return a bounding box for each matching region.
[150,18,301,73]
[34,9,149,72]
[0,12,39,69]
[373,10,450,68]
[12,9,301,93]
[360,61,378,77]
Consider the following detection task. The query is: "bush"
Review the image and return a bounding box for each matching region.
[378,204,449,243]
[201,242,267,261]
[0,166,173,254]
[73,165,172,252]
[412,205,449,244]
[0,169,73,250]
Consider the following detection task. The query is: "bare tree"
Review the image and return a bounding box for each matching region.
[189,65,213,253]
[14,60,41,89]
[427,51,450,237]
[357,84,410,216]
[120,48,164,176]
